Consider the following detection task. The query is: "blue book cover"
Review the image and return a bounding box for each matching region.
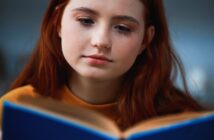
[2,95,214,140]
[125,112,214,140]
[2,96,119,140]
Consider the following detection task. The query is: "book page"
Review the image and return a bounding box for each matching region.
[123,111,214,138]
[11,95,121,137]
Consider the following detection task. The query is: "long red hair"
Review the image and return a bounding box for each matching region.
[11,0,202,129]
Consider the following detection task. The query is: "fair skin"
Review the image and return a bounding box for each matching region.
[59,0,154,104]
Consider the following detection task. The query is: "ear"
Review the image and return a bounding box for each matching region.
[138,25,155,54]
[56,23,62,38]
[58,28,61,38]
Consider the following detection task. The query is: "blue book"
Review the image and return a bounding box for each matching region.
[2,95,214,140]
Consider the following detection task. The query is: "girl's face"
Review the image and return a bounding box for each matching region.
[60,0,150,81]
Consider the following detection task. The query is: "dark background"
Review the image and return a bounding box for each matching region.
[0,0,214,108]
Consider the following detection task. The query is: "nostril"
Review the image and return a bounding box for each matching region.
[92,42,112,49]
[91,36,112,49]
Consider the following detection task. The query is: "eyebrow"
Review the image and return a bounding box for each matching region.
[72,7,99,16]
[112,15,140,25]
[72,7,140,25]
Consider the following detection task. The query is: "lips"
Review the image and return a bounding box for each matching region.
[84,55,112,62]
[82,54,113,65]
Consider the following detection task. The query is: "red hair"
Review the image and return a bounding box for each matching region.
[11,0,202,129]
[117,0,202,129]
[11,0,70,97]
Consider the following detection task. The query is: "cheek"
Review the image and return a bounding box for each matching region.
[113,36,142,60]
[60,30,82,64]
[61,27,79,47]
[61,16,83,48]
[113,38,142,72]
[61,32,76,55]
[60,22,86,56]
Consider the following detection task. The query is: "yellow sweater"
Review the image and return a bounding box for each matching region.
[0,85,119,126]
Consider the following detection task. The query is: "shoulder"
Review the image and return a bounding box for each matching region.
[1,85,39,102]
[0,85,40,127]
[0,85,41,110]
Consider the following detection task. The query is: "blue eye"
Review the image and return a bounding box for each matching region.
[78,18,94,26]
[114,25,132,35]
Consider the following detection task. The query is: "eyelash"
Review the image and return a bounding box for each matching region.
[77,17,94,26]
[77,17,132,35]
[114,25,132,35]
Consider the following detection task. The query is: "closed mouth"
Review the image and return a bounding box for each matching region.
[82,55,113,62]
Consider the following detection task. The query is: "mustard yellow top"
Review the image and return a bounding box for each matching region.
[0,85,119,126]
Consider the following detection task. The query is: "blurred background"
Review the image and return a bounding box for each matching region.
[0,0,213,108]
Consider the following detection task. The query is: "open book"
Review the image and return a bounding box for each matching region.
[2,95,214,140]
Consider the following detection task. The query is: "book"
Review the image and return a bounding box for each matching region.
[2,95,214,140]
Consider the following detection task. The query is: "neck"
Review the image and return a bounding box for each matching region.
[69,73,123,105]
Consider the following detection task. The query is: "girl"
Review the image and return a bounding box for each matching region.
[0,0,202,130]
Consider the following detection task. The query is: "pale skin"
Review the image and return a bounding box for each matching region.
[59,0,155,104]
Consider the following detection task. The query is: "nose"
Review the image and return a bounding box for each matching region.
[90,25,112,49]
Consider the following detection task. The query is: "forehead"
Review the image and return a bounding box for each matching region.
[65,0,144,21]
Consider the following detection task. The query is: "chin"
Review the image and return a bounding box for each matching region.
[83,74,109,80]
[80,72,115,81]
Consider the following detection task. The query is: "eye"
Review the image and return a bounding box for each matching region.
[114,25,132,35]
[77,17,94,27]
